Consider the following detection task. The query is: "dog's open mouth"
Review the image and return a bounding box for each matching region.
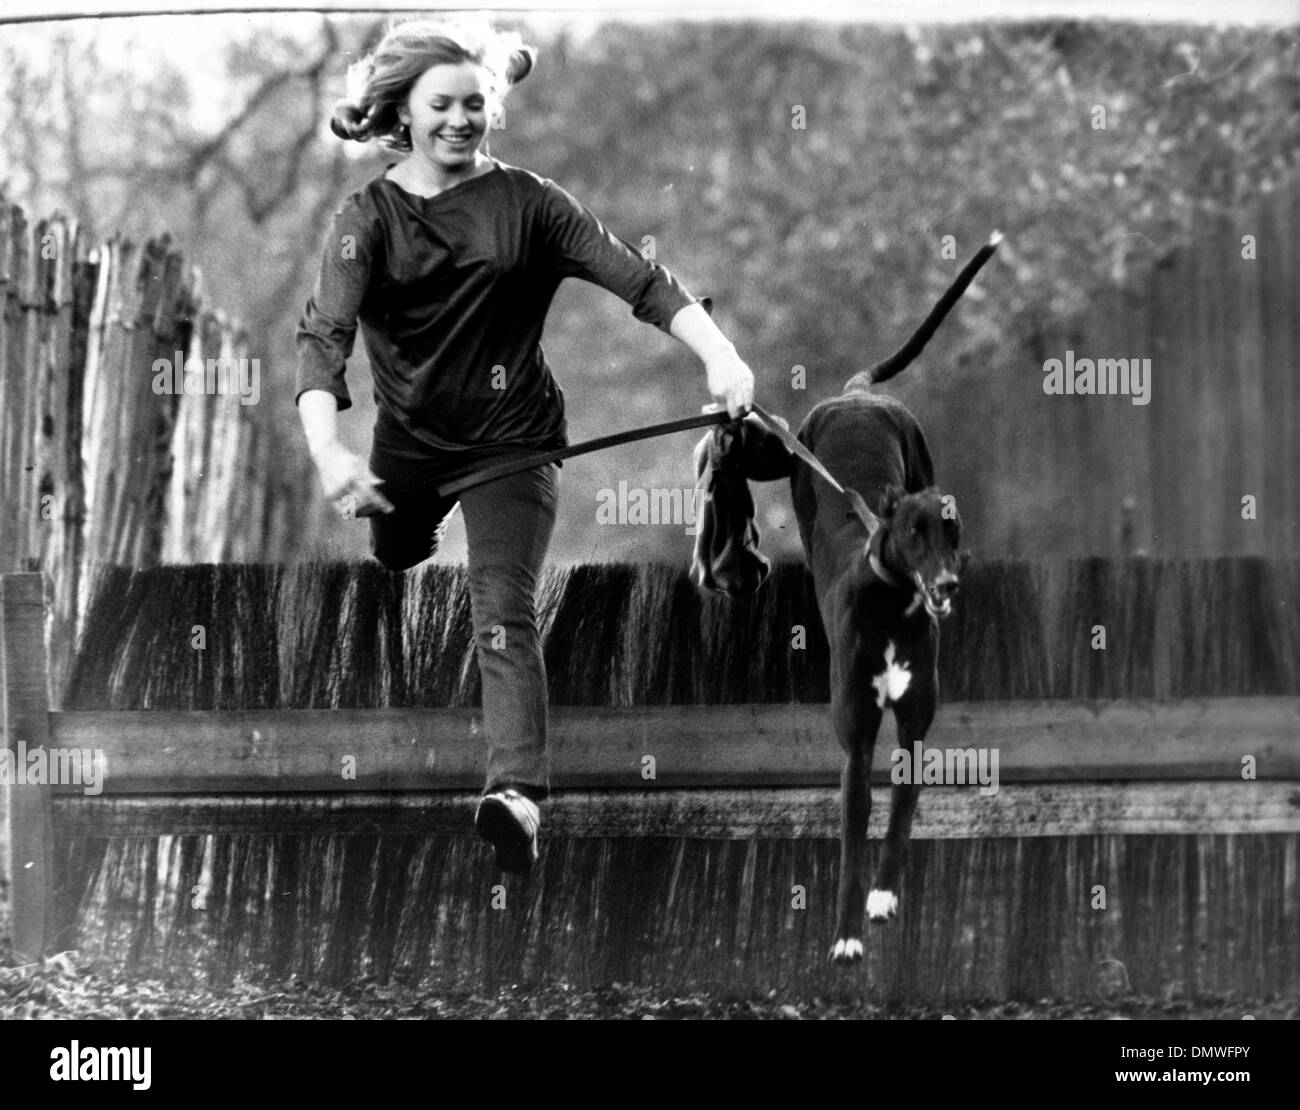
[914,573,956,619]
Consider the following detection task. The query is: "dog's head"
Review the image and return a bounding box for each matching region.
[875,484,967,619]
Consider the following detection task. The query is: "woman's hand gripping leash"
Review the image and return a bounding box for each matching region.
[704,347,755,420]
[674,296,754,419]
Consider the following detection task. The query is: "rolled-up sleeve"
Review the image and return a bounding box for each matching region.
[294,199,378,411]
[539,178,698,333]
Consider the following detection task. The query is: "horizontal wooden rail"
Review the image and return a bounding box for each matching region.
[43,697,1300,794]
[50,782,1300,839]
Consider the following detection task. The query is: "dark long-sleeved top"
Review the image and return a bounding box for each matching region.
[295,158,699,482]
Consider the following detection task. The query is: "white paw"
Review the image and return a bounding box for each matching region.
[866,889,898,922]
[829,937,864,964]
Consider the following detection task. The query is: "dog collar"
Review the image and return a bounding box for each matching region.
[868,534,930,617]
[867,534,911,593]
[867,551,908,591]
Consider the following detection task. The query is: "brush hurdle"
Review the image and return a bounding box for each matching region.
[4,567,1300,998]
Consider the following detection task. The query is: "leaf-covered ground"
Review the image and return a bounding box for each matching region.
[2,954,1293,1020]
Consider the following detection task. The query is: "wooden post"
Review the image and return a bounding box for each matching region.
[0,572,53,963]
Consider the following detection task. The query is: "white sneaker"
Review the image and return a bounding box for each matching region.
[474,789,540,873]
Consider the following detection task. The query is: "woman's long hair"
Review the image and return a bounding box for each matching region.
[330,18,534,152]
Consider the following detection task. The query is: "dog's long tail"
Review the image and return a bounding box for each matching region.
[844,230,1002,392]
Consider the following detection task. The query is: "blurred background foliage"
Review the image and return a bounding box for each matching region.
[2,15,1296,563]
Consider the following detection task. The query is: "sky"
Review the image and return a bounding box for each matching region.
[0,0,1296,25]
[3,1,1293,130]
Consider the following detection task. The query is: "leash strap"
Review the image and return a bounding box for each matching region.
[433,401,879,547]
[746,404,881,537]
[749,404,916,601]
[435,410,731,498]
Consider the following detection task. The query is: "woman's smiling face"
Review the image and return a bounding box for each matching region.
[399,61,495,171]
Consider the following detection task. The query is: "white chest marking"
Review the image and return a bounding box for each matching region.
[871,640,912,709]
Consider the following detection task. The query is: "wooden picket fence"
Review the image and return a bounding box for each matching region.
[0,195,284,695]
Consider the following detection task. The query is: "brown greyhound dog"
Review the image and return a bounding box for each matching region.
[693,234,1000,963]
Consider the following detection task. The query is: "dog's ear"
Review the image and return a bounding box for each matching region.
[699,296,714,317]
[878,484,905,521]
[958,549,971,575]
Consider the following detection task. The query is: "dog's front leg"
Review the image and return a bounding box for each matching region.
[868,783,919,924]
[870,673,936,922]
[829,688,883,965]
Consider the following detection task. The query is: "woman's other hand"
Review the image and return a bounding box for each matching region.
[311,441,395,518]
[705,348,755,419]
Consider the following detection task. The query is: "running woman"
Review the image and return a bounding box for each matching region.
[295,19,754,872]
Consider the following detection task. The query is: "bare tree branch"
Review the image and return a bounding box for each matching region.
[253,143,350,334]
[2,48,52,201]
[180,19,338,183]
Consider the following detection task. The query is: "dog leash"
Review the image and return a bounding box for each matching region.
[431,397,920,602]
[746,405,918,601]
[745,404,881,539]
[433,400,885,551]
[435,410,731,498]
[436,402,883,538]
